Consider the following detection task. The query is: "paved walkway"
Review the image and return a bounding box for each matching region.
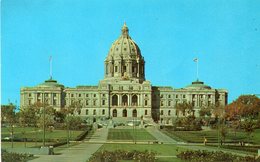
[29,128,108,162]
[146,126,177,144]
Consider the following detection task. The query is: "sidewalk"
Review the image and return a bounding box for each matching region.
[146,126,177,144]
[29,128,108,162]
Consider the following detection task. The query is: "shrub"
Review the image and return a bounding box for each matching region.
[177,150,260,162]
[88,150,156,162]
[1,149,33,162]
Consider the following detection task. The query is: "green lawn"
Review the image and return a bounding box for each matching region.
[107,129,156,141]
[2,126,83,141]
[162,128,260,144]
[97,143,187,162]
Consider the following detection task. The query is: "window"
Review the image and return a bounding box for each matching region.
[71,94,74,97]
[168,101,171,106]
[79,94,81,97]
[102,94,106,97]
[168,95,171,98]
[122,95,128,106]
[115,66,118,72]
[102,109,105,115]
[53,93,57,97]
[145,110,148,115]
[86,100,89,106]
[168,110,171,116]
[176,95,178,99]
[183,95,186,98]
[123,66,127,72]
[45,93,49,97]
[102,100,105,105]
[93,100,96,106]
[160,110,163,115]
[94,94,96,97]
[145,100,148,106]
[86,94,89,97]
[160,101,164,106]
[93,109,96,115]
[29,93,32,97]
[160,94,163,98]
[28,100,31,105]
[112,95,118,106]
[53,99,57,106]
[123,109,127,117]
[86,109,89,115]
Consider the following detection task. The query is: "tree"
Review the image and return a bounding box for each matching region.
[1,104,16,125]
[242,119,255,143]
[175,102,194,117]
[226,95,260,120]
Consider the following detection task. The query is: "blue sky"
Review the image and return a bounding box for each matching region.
[1,0,260,105]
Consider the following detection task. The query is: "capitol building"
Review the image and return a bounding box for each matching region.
[20,23,228,123]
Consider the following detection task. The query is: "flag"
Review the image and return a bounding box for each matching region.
[193,58,198,62]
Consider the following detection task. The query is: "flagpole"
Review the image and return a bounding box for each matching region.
[50,56,52,79]
[197,59,199,81]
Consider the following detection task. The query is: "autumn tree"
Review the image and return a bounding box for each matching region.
[225,95,260,120]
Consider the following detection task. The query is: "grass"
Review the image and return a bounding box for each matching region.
[1,126,83,141]
[107,128,156,141]
[162,128,260,144]
[97,143,187,162]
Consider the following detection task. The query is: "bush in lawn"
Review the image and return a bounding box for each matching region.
[88,150,156,162]
[177,150,260,162]
[1,149,33,162]
[172,116,202,131]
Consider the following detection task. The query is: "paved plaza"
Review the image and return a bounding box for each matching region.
[29,128,108,162]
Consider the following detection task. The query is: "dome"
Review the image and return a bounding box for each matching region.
[185,80,211,90]
[37,78,64,88]
[106,23,143,60]
[103,23,145,83]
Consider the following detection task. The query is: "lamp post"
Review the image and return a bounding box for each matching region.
[43,103,46,147]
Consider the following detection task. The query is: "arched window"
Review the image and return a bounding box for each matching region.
[123,109,127,117]
[168,110,171,116]
[86,109,88,115]
[145,110,148,115]
[102,109,105,115]
[133,109,137,117]
[113,109,117,117]
[112,95,118,106]
[132,95,138,106]
[122,95,128,106]
[93,109,96,115]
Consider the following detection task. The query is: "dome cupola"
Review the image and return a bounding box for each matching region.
[104,23,145,83]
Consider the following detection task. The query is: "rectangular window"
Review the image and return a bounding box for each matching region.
[102,94,106,97]
[94,94,96,97]
[145,100,148,106]
[168,95,171,98]
[123,66,126,72]
[93,100,96,106]
[86,94,89,97]
[45,93,49,97]
[102,100,105,105]
[79,94,81,97]
[168,101,171,106]
[160,101,164,106]
[71,94,74,97]
[183,95,186,98]
[53,99,57,106]
[28,93,32,97]
[86,109,89,115]
[53,93,56,97]
[176,95,178,98]
[160,110,163,115]
[115,66,118,72]
[145,110,148,115]
[86,100,89,106]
